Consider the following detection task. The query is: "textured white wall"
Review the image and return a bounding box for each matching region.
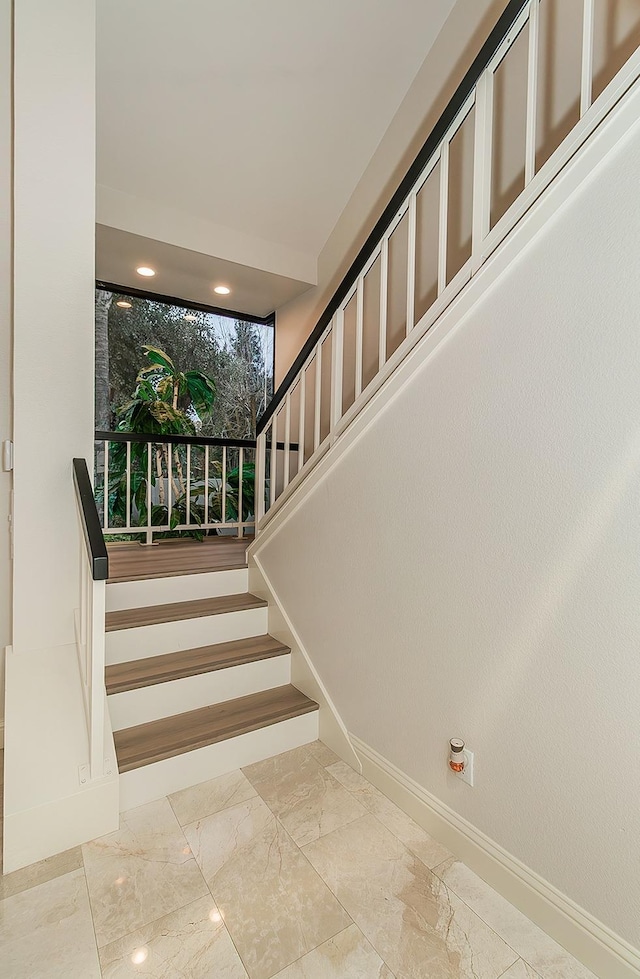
[257,116,640,945]
[0,0,12,722]
[12,0,96,653]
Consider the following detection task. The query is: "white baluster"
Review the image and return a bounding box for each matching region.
[581,0,595,116]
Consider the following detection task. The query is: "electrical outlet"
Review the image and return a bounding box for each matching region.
[456,748,474,787]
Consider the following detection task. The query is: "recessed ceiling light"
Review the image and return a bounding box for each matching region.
[183,313,197,322]
[116,300,132,309]
[136,266,155,277]
[214,285,231,295]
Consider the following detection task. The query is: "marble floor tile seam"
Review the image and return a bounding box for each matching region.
[260,920,369,979]
[313,770,557,977]
[429,856,587,979]
[254,783,370,850]
[299,812,529,979]
[270,923,399,979]
[497,960,543,979]
[0,846,102,907]
[181,793,356,979]
[81,798,214,950]
[79,861,103,970]
[82,842,251,978]
[83,851,225,955]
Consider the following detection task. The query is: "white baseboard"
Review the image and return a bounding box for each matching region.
[249,554,361,773]
[351,735,640,979]
[3,775,119,874]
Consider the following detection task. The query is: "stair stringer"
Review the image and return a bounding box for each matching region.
[248,555,361,773]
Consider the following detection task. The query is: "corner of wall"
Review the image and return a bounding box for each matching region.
[247,553,361,772]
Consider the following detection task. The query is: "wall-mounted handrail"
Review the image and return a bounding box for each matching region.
[73,457,108,581]
[258,0,529,435]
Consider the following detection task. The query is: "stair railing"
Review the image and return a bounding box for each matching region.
[255,0,640,527]
[94,431,259,543]
[73,457,109,782]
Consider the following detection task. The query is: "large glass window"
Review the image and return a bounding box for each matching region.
[95,287,274,438]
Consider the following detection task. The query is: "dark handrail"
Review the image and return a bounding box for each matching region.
[257,0,528,435]
[95,430,298,452]
[95,430,257,449]
[73,458,109,581]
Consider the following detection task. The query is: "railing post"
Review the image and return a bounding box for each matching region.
[471,70,492,271]
[330,311,344,440]
[355,277,364,398]
[405,193,417,335]
[525,0,540,185]
[103,440,109,530]
[314,341,322,452]
[581,0,595,117]
[237,447,244,538]
[437,139,450,294]
[255,432,266,524]
[283,391,292,488]
[146,441,153,545]
[379,237,389,370]
[298,369,306,473]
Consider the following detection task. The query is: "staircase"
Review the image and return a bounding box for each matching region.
[103,539,319,810]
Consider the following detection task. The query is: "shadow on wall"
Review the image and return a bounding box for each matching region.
[491,0,640,230]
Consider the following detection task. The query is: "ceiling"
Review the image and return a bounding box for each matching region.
[96,0,455,313]
[95,225,309,318]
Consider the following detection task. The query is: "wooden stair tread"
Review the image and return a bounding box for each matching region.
[107,537,252,583]
[105,592,267,632]
[114,685,318,773]
[105,635,290,695]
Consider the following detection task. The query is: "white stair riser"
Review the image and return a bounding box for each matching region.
[106,568,249,612]
[108,655,291,731]
[106,606,268,665]
[118,711,319,811]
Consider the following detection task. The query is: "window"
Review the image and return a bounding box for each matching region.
[95,287,274,438]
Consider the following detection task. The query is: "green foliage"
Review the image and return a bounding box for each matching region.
[114,345,216,437]
[96,290,273,438]
[98,344,255,538]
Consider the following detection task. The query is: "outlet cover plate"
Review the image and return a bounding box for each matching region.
[456,748,474,786]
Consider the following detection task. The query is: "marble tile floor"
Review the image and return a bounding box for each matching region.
[0,742,598,979]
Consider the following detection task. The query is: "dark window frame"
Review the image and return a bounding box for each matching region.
[95,280,276,420]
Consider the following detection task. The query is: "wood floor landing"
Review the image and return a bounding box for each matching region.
[105,635,290,695]
[107,537,252,583]
[114,685,319,772]
[105,593,267,632]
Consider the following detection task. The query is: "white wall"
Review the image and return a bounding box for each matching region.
[273,0,507,383]
[0,0,12,730]
[4,0,120,873]
[256,111,640,947]
[12,0,96,654]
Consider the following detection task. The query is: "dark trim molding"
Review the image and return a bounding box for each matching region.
[96,280,276,328]
[73,458,109,581]
[95,430,257,449]
[94,431,298,452]
[257,0,528,434]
